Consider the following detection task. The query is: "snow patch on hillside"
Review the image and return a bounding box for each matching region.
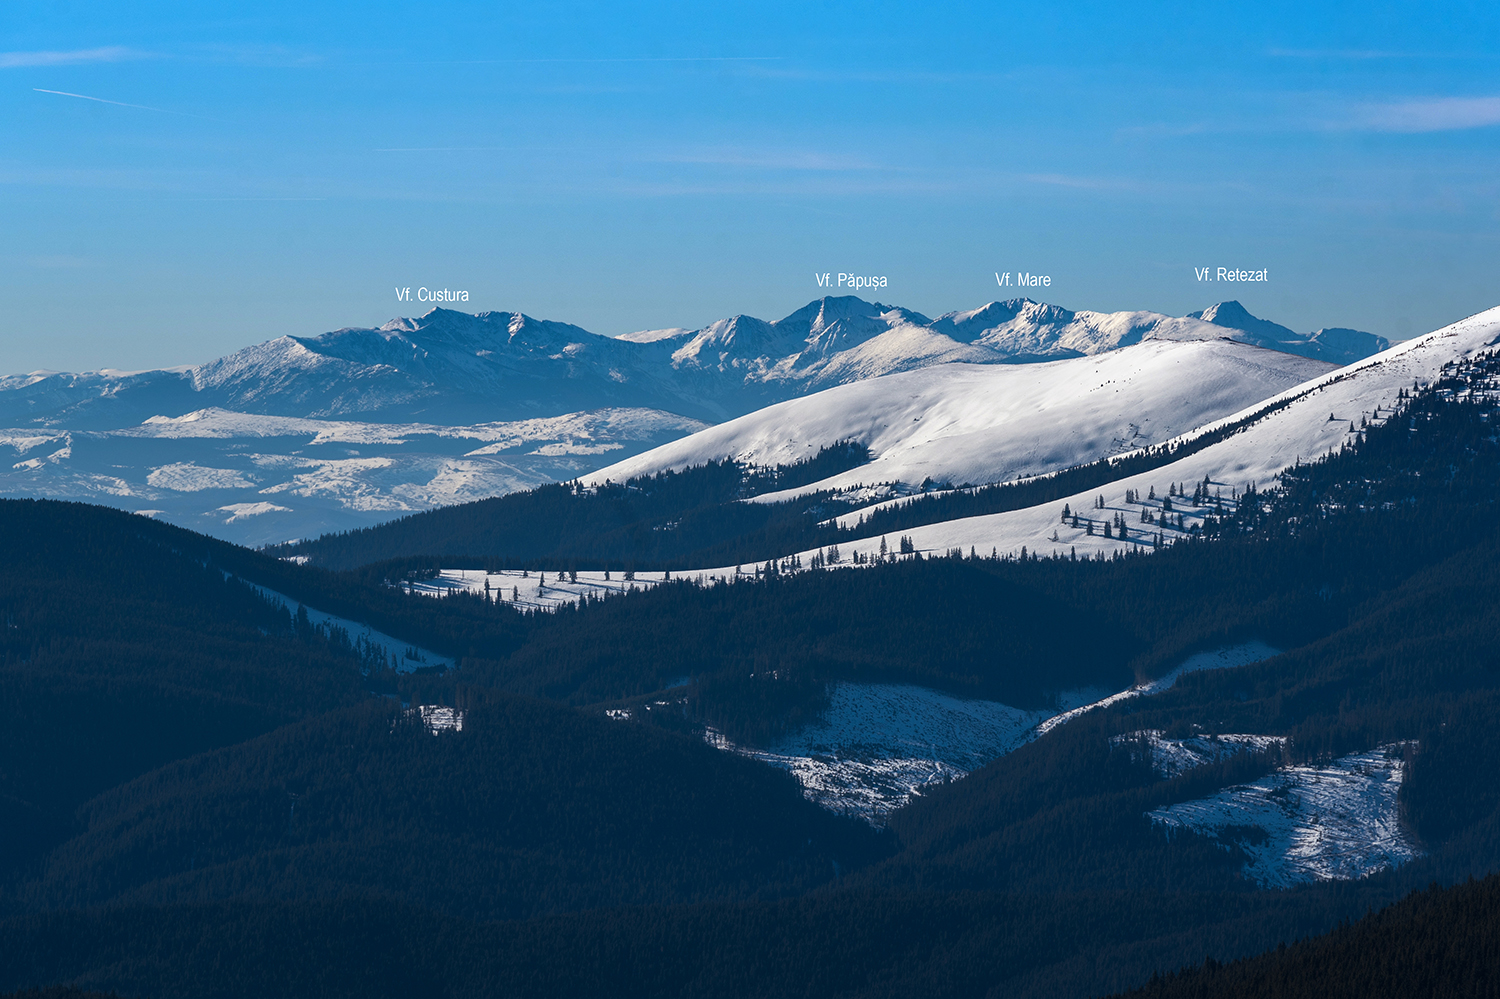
[218,501,291,523]
[695,640,1281,822]
[1148,745,1418,888]
[146,462,258,491]
[1114,730,1287,779]
[706,683,1104,821]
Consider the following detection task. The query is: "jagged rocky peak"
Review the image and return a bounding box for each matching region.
[773,296,930,352]
[1189,301,1299,341]
[930,299,1077,341]
[1189,301,1389,364]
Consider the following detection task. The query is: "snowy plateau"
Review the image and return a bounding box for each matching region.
[2,296,1382,545]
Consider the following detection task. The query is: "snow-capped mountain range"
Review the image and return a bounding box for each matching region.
[0,296,1388,544]
[2,297,1386,430]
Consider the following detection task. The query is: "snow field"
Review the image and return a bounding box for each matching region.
[1148,745,1419,888]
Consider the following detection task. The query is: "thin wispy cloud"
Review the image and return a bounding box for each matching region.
[1113,121,1214,140]
[32,88,226,122]
[1356,96,1500,132]
[0,46,145,68]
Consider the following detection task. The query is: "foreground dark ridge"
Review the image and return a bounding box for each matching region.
[1112,874,1500,999]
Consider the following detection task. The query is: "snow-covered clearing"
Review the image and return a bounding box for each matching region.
[238,578,452,673]
[706,683,1104,822]
[1148,745,1419,888]
[692,642,1277,823]
[415,705,463,734]
[1114,730,1287,780]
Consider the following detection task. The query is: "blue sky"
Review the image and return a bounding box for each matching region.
[3,1,1499,372]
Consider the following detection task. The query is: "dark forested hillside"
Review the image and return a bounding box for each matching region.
[1112,874,1500,999]
[15,692,879,920]
[0,501,368,875]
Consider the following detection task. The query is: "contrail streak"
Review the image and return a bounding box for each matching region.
[33,88,223,121]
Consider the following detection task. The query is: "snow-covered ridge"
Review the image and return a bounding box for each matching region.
[585,338,1333,502]
[1,297,1385,434]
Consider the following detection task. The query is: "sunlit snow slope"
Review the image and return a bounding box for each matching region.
[755,305,1500,566]
[585,339,1334,500]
